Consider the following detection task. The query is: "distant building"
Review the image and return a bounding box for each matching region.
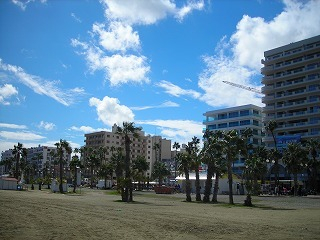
[84,124,171,179]
[203,104,264,175]
[261,35,320,148]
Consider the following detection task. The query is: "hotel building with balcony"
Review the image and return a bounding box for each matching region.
[261,35,320,148]
[203,104,264,175]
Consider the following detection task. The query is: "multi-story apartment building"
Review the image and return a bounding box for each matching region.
[261,35,320,148]
[84,124,171,180]
[0,145,71,179]
[203,104,264,175]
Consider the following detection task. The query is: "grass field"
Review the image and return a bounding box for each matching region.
[0,188,319,240]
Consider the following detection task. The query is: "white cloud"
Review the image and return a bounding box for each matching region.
[101,0,204,25]
[71,39,150,86]
[198,0,320,108]
[92,21,140,52]
[89,96,134,126]
[157,80,201,99]
[0,84,18,105]
[0,131,45,141]
[0,123,27,129]
[0,59,86,106]
[231,0,320,71]
[69,126,110,133]
[137,119,203,145]
[12,0,46,11]
[131,100,179,110]
[38,121,55,131]
[71,13,82,23]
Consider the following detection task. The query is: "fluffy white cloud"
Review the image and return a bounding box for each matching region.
[198,0,320,108]
[89,96,134,126]
[0,131,45,141]
[92,22,140,52]
[0,84,18,105]
[101,0,204,25]
[137,119,203,145]
[71,39,150,86]
[157,80,201,99]
[232,0,320,71]
[0,59,86,106]
[70,126,110,133]
[38,121,55,131]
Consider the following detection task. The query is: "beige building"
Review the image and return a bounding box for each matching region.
[261,35,320,148]
[84,124,171,178]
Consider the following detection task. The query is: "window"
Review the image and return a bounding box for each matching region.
[218,123,228,128]
[208,125,216,130]
[240,120,250,126]
[240,110,249,116]
[229,121,239,127]
[218,113,227,120]
[228,112,239,118]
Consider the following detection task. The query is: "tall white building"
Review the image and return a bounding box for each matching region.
[261,35,320,148]
[203,104,264,175]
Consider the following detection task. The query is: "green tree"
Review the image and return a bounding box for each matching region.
[304,138,320,193]
[98,163,114,189]
[110,147,124,190]
[282,143,308,196]
[116,122,142,202]
[12,143,27,180]
[152,161,170,186]
[132,156,149,191]
[222,130,245,205]
[173,142,180,179]
[54,139,72,193]
[265,120,280,186]
[69,153,82,193]
[177,152,192,202]
[201,129,225,203]
[188,137,201,201]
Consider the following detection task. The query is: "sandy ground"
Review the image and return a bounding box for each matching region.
[0,188,320,240]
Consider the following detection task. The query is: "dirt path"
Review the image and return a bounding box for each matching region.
[1,189,319,240]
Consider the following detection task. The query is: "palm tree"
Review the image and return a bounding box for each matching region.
[304,138,320,193]
[201,129,225,203]
[132,156,149,191]
[54,139,72,193]
[243,156,268,206]
[152,161,170,186]
[153,142,161,163]
[98,163,114,189]
[177,152,192,202]
[265,120,280,186]
[282,143,308,196]
[116,122,142,202]
[69,154,82,193]
[173,142,180,179]
[12,143,27,180]
[188,137,201,201]
[222,130,245,205]
[111,147,125,191]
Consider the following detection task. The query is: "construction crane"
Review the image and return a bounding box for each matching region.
[222,81,262,94]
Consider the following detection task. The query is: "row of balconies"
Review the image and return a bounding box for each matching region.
[263,98,319,111]
[262,87,319,102]
[261,52,320,74]
[262,42,320,64]
[262,75,319,94]
[261,64,319,83]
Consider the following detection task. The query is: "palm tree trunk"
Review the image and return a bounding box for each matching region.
[59,158,63,193]
[212,174,220,203]
[185,169,191,202]
[227,160,234,204]
[203,164,213,202]
[195,168,201,201]
[73,167,77,193]
[294,173,298,196]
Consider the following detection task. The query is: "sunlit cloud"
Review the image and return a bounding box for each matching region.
[131,100,179,110]
[157,80,201,99]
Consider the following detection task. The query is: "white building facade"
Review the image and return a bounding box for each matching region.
[261,35,320,148]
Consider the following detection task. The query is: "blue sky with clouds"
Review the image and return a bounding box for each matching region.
[0,0,319,155]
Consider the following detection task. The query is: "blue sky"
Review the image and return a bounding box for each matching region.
[0,0,319,156]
